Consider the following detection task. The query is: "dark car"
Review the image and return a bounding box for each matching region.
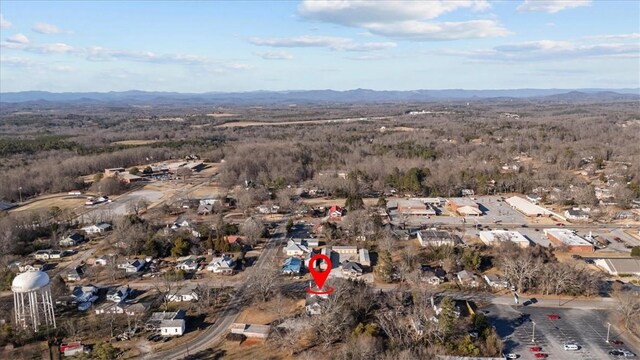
[610,350,625,356]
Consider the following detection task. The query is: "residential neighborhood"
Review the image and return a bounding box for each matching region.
[0,2,639,359]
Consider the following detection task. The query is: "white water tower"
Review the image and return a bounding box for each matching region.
[11,270,56,331]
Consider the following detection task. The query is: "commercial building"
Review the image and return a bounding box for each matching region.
[594,258,640,276]
[544,229,594,253]
[447,198,483,216]
[391,199,437,217]
[505,196,561,218]
[479,230,530,248]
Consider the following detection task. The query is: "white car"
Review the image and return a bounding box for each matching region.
[504,353,518,359]
[563,343,579,351]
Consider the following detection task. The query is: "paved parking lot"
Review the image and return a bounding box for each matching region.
[393,195,530,227]
[486,304,637,360]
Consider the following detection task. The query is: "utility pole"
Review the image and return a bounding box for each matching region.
[606,322,612,343]
[531,321,536,343]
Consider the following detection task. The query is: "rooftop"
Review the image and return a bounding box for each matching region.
[544,229,592,246]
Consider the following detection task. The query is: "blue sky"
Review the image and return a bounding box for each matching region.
[0,0,638,92]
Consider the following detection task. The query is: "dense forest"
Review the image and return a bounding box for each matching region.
[1,99,638,205]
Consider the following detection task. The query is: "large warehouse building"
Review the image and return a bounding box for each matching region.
[544,228,594,253]
[594,258,640,276]
[505,196,564,219]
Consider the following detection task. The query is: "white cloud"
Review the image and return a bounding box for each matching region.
[517,0,591,13]
[0,14,11,29]
[366,20,510,40]
[85,46,212,64]
[249,35,396,51]
[32,22,70,34]
[297,0,506,41]
[444,39,640,61]
[584,33,640,41]
[1,40,74,53]
[0,37,250,72]
[254,51,294,60]
[31,43,75,54]
[6,33,29,44]
[0,55,39,67]
[298,1,490,24]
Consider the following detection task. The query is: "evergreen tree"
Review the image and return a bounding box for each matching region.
[375,250,394,283]
[171,237,190,258]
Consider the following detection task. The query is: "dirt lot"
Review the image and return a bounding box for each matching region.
[217,339,293,360]
[235,298,304,325]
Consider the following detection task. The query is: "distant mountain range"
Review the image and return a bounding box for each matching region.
[1,88,638,104]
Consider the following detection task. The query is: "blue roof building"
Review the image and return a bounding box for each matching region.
[281,257,302,275]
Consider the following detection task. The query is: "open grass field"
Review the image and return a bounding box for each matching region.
[215,116,386,128]
[10,194,87,213]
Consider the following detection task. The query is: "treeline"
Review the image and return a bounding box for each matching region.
[0,135,80,156]
[0,147,172,201]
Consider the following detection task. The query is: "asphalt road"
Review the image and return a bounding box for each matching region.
[146,222,286,360]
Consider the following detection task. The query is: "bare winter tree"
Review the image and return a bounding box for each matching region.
[246,259,281,303]
[497,247,543,293]
[241,217,264,247]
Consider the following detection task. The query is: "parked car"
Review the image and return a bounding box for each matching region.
[610,350,625,356]
[547,314,560,320]
[610,340,624,345]
[504,353,519,359]
[563,343,579,351]
[529,346,541,352]
[534,353,547,358]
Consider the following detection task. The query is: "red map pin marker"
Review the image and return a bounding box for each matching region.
[307,254,334,295]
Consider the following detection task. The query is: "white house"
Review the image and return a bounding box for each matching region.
[34,250,51,261]
[564,208,590,221]
[160,319,186,336]
[60,233,85,247]
[483,274,509,289]
[82,222,112,235]
[175,258,199,271]
[305,293,329,315]
[165,287,199,302]
[118,259,146,273]
[94,257,108,266]
[526,194,542,204]
[283,239,309,256]
[341,261,363,277]
[95,302,146,316]
[207,255,235,274]
[417,230,461,247]
[106,286,130,303]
